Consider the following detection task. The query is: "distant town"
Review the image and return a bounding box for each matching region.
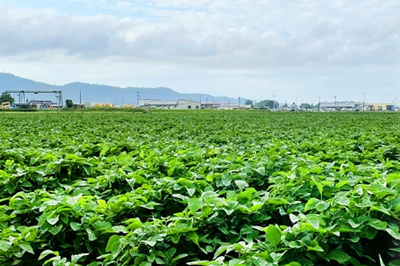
[1,73,398,112]
[1,89,398,112]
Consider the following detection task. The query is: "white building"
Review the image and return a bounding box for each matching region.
[177,99,201,109]
[319,101,360,111]
[85,102,96,108]
[139,99,177,108]
[219,104,252,110]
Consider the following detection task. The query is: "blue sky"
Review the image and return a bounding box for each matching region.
[0,0,400,104]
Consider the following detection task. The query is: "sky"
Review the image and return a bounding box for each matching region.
[0,0,399,104]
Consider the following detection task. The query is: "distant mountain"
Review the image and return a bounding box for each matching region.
[0,73,244,105]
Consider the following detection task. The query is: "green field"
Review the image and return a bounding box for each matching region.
[1,111,400,265]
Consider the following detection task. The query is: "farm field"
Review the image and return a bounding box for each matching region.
[1,111,400,266]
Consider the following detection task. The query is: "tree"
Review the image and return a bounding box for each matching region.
[255,100,279,109]
[0,92,14,104]
[300,103,312,110]
[245,99,253,107]
[65,99,73,108]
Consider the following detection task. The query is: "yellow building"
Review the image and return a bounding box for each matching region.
[0,102,11,109]
[365,103,395,111]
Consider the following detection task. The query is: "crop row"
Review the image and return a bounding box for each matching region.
[0,111,400,265]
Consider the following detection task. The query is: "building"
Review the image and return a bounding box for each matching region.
[73,104,85,109]
[219,104,252,110]
[139,99,202,109]
[139,99,177,108]
[201,102,220,109]
[85,102,95,108]
[365,103,395,111]
[319,101,360,111]
[139,98,251,110]
[177,99,201,109]
[28,100,60,109]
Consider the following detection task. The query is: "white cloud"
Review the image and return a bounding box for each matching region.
[1,0,399,67]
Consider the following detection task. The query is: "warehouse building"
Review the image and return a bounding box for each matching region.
[319,101,360,111]
[139,99,177,108]
[139,99,202,109]
[177,99,201,109]
[365,103,395,111]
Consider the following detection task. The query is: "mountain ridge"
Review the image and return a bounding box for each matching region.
[0,73,244,105]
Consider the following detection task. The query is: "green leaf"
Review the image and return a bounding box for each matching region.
[71,253,89,263]
[371,205,390,215]
[20,242,34,254]
[188,198,201,214]
[86,228,98,241]
[379,254,385,266]
[268,197,288,205]
[307,214,320,230]
[171,253,189,263]
[186,232,199,246]
[0,240,11,252]
[336,196,350,206]
[265,225,281,247]
[315,201,329,212]
[234,180,248,191]
[221,174,231,186]
[307,245,324,252]
[70,222,82,231]
[94,221,112,231]
[311,176,323,196]
[48,224,63,235]
[214,245,228,259]
[329,250,351,264]
[238,188,257,203]
[289,214,299,223]
[304,198,319,212]
[46,215,59,225]
[386,228,400,240]
[106,235,121,253]
[165,247,176,261]
[187,187,196,196]
[39,250,59,260]
[368,219,387,230]
[155,257,165,264]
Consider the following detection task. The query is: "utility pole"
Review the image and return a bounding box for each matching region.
[136,92,140,107]
[318,97,321,112]
[273,95,275,109]
[362,92,365,111]
[238,97,241,108]
[79,90,82,105]
[334,95,337,111]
